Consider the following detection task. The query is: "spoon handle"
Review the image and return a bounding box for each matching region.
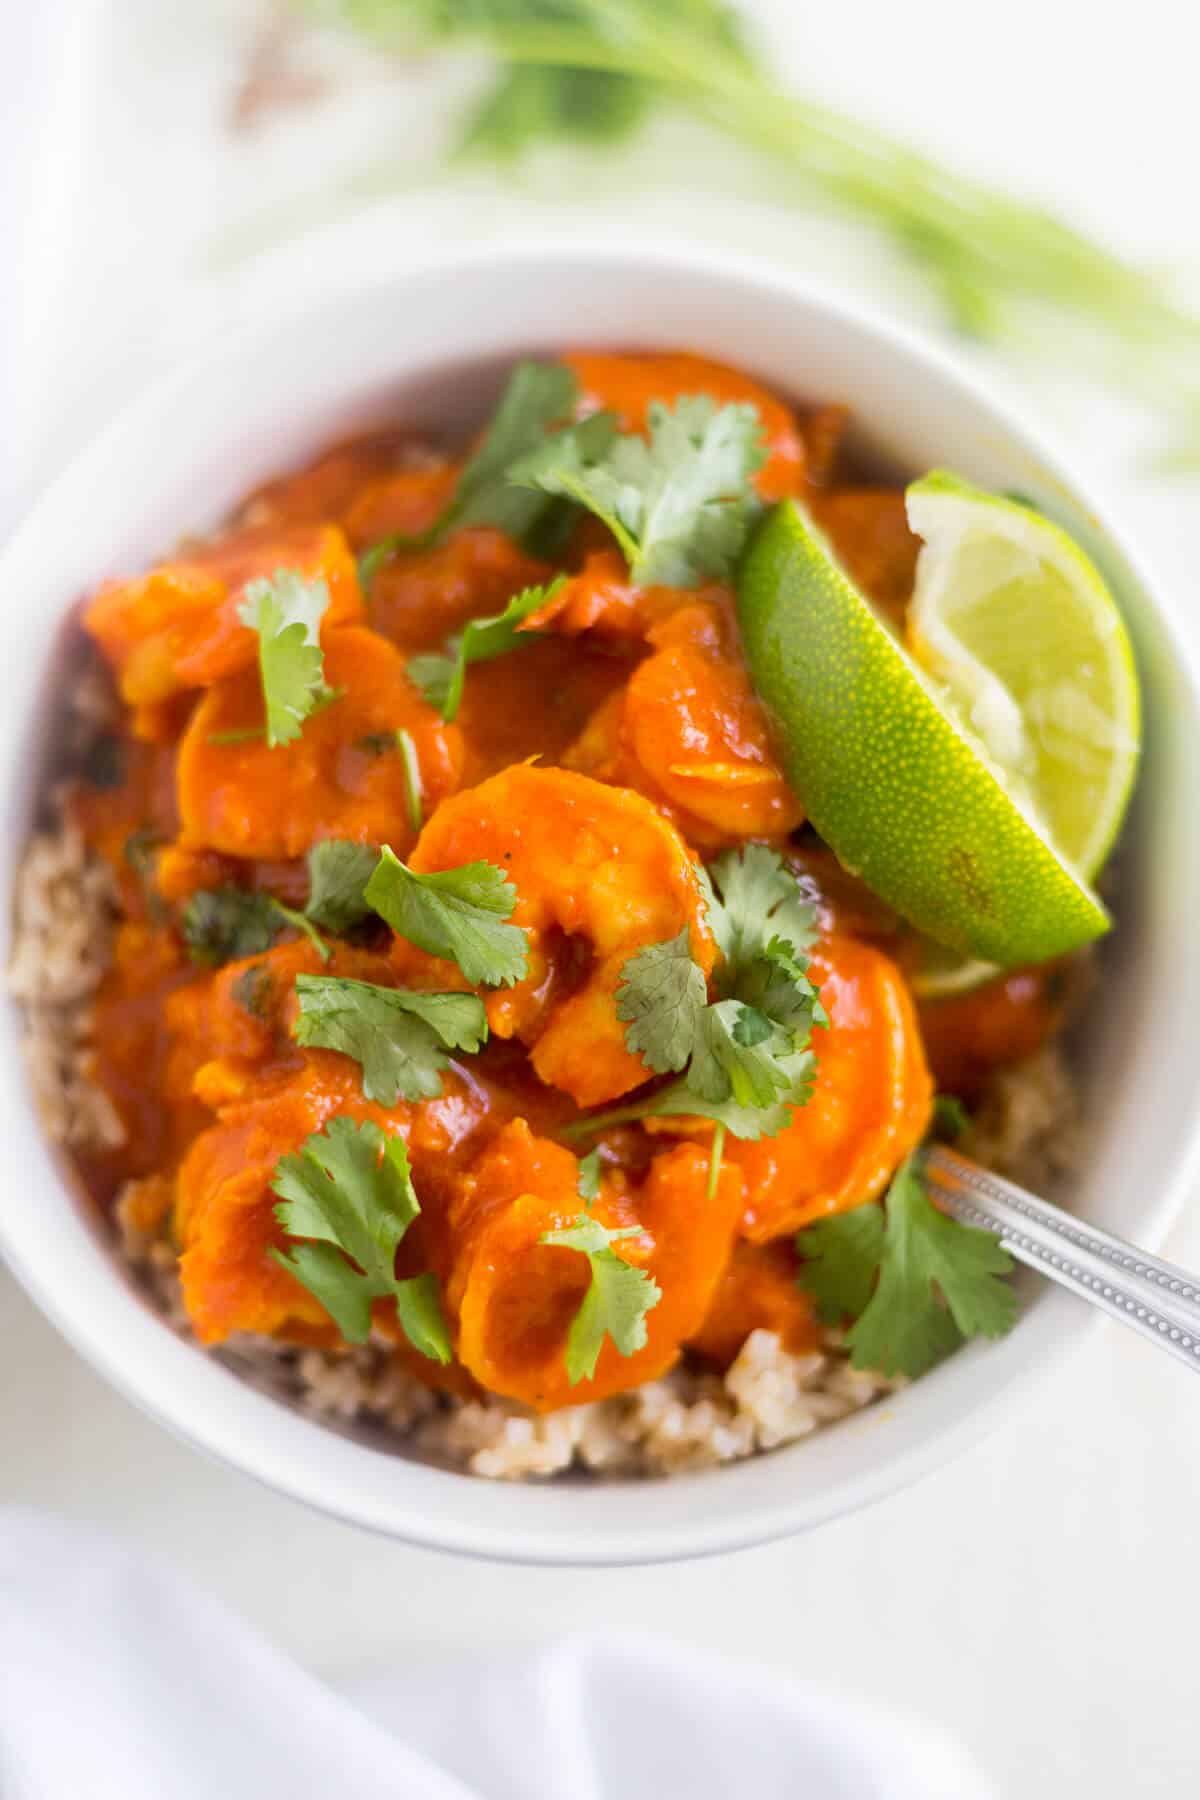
[921,1144,1200,1373]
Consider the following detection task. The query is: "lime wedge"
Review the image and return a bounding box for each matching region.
[906,471,1140,882]
[737,486,1138,967]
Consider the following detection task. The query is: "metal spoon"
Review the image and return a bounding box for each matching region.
[922,1144,1200,1373]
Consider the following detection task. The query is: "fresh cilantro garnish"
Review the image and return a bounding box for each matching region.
[570,849,823,1145]
[538,1213,661,1383]
[615,928,708,1074]
[795,1155,1018,1378]
[185,841,384,969]
[181,888,282,966]
[294,974,487,1104]
[932,1093,970,1142]
[180,886,330,967]
[792,1203,886,1326]
[364,847,528,987]
[396,728,423,831]
[509,395,766,587]
[304,840,379,934]
[270,1116,450,1360]
[576,1148,602,1207]
[407,576,566,722]
[700,843,819,970]
[237,569,339,747]
[122,827,166,923]
[359,362,593,583]
[232,962,274,1020]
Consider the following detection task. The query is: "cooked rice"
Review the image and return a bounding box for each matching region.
[11,718,1085,1481]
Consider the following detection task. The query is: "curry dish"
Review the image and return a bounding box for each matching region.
[27,351,1098,1475]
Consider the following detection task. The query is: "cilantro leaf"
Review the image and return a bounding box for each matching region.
[932,1093,970,1142]
[232,962,274,1019]
[795,1203,887,1326]
[509,395,766,586]
[615,928,708,1074]
[407,577,565,722]
[594,848,825,1143]
[305,840,379,933]
[703,844,819,971]
[181,885,333,967]
[634,1045,817,1142]
[577,1149,602,1206]
[294,974,487,1104]
[270,1116,451,1360]
[539,1213,661,1383]
[688,998,797,1109]
[798,1157,1018,1379]
[360,362,582,582]
[365,847,528,987]
[237,569,337,747]
[181,888,281,966]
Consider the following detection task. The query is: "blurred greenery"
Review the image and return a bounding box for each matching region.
[302,0,1200,464]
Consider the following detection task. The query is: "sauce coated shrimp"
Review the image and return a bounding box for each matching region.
[729,935,933,1239]
[406,765,712,1107]
[177,625,462,861]
[446,1120,743,1409]
[567,600,802,847]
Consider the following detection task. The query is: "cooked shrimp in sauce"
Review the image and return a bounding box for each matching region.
[65,349,1082,1434]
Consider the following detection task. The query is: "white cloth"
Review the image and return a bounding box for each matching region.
[0,1510,990,1800]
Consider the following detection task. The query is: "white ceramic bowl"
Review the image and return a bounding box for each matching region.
[3,243,1200,1564]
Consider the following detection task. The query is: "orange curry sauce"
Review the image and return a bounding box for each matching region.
[70,351,1066,1412]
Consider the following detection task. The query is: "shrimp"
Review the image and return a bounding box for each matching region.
[729,935,932,1239]
[176,1050,490,1346]
[405,765,712,1108]
[176,625,462,861]
[686,1240,821,1368]
[85,523,363,718]
[566,600,802,847]
[446,1119,743,1409]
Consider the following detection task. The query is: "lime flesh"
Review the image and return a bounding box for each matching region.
[737,492,1136,967]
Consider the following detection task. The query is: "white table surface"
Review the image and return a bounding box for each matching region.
[4,3,1200,1794]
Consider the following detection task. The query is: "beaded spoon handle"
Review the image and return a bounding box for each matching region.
[921,1144,1200,1372]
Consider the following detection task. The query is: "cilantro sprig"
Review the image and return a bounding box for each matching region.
[182,841,530,995]
[270,1116,451,1360]
[181,886,331,967]
[365,847,528,986]
[294,974,487,1104]
[567,848,824,1153]
[359,362,609,583]
[304,840,380,934]
[795,1154,1018,1378]
[234,570,341,747]
[407,577,565,721]
[509,395,767,587]
[538,1213,661,1384]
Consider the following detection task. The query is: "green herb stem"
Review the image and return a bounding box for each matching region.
[397,728,424,832]
[706,1120,725,1201]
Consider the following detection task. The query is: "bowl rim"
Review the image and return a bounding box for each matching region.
[4,235,1200,1564]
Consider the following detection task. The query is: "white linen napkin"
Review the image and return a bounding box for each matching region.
[0,1508,991,1800]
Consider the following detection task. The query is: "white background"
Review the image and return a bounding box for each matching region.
[3,3,1200,1794]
